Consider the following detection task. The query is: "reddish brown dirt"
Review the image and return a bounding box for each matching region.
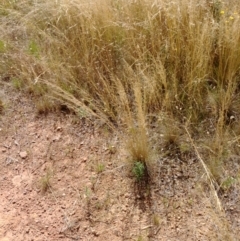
[0,83,239,241]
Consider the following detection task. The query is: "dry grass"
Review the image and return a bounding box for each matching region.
[1,0,240,238]
[0,98,4,114]
[39,169,53,193]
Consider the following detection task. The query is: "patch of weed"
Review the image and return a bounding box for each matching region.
[28,40,40,58]
[0,40,6,53]
[12,78,24,90]
[152,214,160,227]
[132,161,145,182]
[136,235,145,241]
[96,163,105,173]
[220,176,236,192]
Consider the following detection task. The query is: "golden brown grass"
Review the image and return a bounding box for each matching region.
[1,0,240,237]
[2,0,240,124]
[1,0,240,174]
[39,169,53,193]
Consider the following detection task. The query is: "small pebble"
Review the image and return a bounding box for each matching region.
[19,151,28,159]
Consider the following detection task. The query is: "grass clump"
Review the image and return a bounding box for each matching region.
[39,169,53,193]
[12,78,24,90]
[128,126,151,183]
[220,176,236,192]
[36,96,56,115]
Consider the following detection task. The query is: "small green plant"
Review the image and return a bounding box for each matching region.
[162,197,170,208]
[132,161,145,182]
[12,78,24,90]
[136,235,145,241]
[84,187,92,200]
[28,40,40,58]
[96,163,105,173]
[179,142,191,154]
[187,198,194,206]
[0,40,6,53]
[152,214,160,226]
[220,176,236,191]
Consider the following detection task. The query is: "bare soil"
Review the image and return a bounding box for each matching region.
[0,83,240,241]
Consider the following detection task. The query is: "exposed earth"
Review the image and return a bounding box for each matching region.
[0,83,240,241]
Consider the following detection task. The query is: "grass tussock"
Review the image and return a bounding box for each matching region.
[0,98,4,114]
[39,169,53,193]
[1,0,240,212]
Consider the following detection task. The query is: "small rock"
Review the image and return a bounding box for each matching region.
[122,206,127,212]
[124,193,130,198]
[52,134,61,142]
[56,126,62,131]
[14,140,19,146]
[19,151,28,159]
[92,230,100,237]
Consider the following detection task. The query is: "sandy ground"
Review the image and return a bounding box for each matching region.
[0,83,240,241]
